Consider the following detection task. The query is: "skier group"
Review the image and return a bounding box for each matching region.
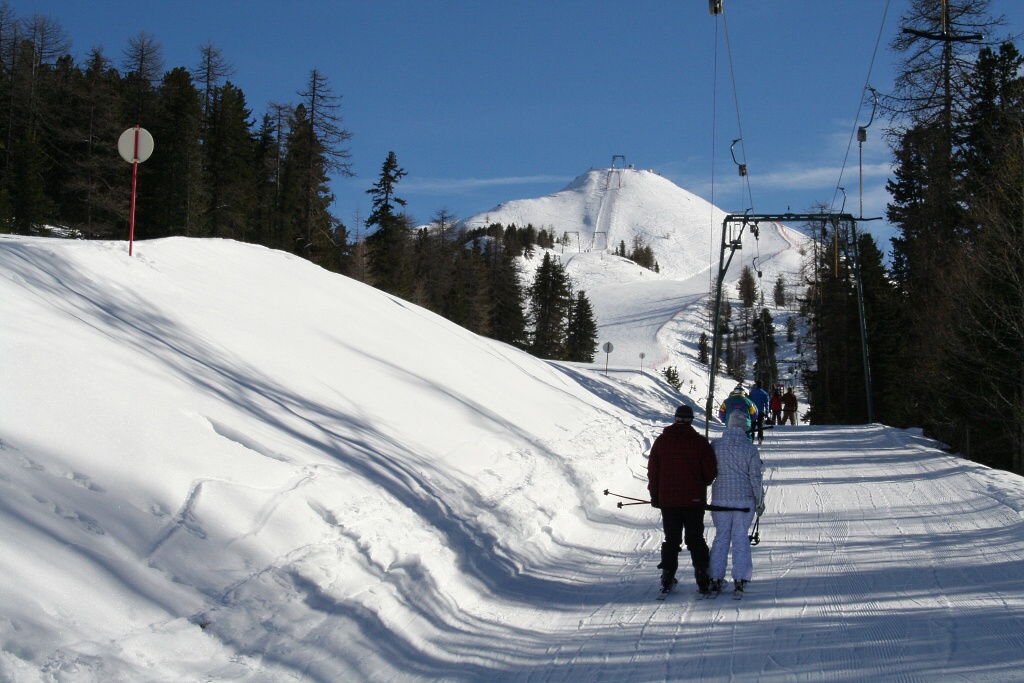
[646,382,778,598]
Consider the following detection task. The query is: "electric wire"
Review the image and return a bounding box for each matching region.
[830,0,894,215]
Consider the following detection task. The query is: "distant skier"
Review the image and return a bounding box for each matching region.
[781,387,798,425]
[647,404,717,594]
[769,388,783,426]
[749,381,771,444]
[718,384,758,442]
[708,410,764,596]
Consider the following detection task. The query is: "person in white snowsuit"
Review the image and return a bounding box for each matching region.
[708,410,763,594]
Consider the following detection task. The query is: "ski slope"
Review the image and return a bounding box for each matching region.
[2,235,1023,682]
[471,168,808,392]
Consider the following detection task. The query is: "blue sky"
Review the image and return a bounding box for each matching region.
[9,0,1024,250]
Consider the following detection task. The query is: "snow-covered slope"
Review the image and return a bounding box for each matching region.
[470,168,810,391]
[2,235,1023,682]
[465,168,723,279]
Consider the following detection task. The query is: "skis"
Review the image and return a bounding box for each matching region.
[656,579,747,600]
[703,581,747,599]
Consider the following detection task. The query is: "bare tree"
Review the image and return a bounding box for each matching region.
[299,68,353,178]
[121,31,164,121]
[887,0,1008,128]
[192,40,234,129]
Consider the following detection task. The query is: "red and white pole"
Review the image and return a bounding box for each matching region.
[117,125,153,257]
[129,125,140,256]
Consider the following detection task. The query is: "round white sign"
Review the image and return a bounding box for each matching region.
[118,127,155,163]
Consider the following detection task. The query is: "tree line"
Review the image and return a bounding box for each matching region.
[0,5,598,363]
[361,152,598,362]
[0,5,352,269]
[801,0,1024,475]
[700,265,786,391]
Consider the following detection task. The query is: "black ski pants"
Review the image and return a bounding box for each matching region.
[659,507,710,578]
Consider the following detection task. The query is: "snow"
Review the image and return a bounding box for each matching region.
[2,169,1023,681]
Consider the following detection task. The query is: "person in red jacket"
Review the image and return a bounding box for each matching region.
[647,404,718,594]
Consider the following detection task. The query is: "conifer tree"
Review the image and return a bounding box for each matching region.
[528,252,571,359]
[751,307,779,388]
[484,230,528,349]
[292,69,351,264]
[204,82,257,240]
[442,244,491,336]
[252,103,291,250]
[63,48,126,237]
[144,66,203,238]
[773,275,787,308]
[565,290,598,362]
[365,151,410,296]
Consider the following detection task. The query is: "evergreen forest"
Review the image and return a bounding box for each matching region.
[0,4,599,364]
[798,0,1024,475]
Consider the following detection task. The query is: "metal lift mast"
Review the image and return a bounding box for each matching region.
[703,212,874,437]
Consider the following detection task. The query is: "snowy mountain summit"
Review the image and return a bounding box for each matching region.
[465,167,724,279]
[464,166,807,374]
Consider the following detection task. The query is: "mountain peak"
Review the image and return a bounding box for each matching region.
[464,166,725,279]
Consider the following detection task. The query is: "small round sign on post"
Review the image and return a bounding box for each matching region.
[118,125,154,256]
[118,127,154,163]
[602,342,614,376]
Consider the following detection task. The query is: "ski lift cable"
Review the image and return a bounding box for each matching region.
[709,14,721,291]
[721,5,771,382]
[722,9,755,212]
[830,0,894,215]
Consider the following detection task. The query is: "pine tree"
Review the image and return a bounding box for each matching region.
[528,252,571,359]
[662,366,682,390]
[774,274,786,307]
[365,151,410,296]
[698,331,710,365]
[441,243,491,336]
[63,47,126,237]
[484,231,528,349]
[204,81,257,240]
[144,66,204,238]
[751,307,779,388]
[737,265,757,308]
[939,41,1024,472]
[565,290,598,362]
[252,103,291,250]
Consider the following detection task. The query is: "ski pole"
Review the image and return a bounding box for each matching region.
[749,515,761,545]
[603,489,648,503]
[611,498,750,513]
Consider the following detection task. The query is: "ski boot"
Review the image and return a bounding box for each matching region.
[694,566,711,594]
[733,579,748,595]
[660,570,678,593]
[708,578,724,595]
